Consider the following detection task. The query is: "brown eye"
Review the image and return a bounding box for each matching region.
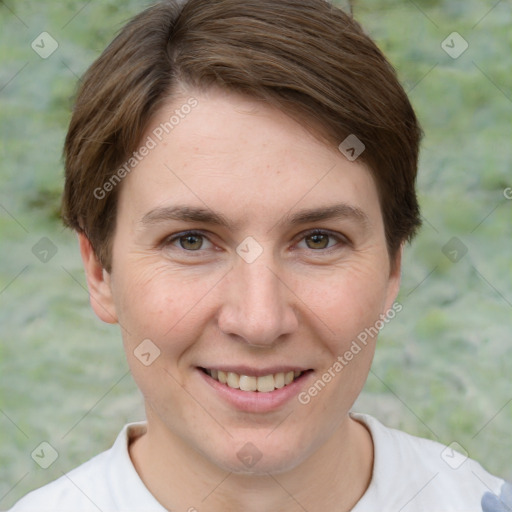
[296,229,347,253]
[178,234,204,250]
[305,232,330,250]
[161,230,215,255]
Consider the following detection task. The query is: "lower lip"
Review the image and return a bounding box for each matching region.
[197,369,314,413]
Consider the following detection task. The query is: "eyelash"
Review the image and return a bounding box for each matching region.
[161,229,349,255]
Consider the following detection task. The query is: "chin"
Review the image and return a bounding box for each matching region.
[205,436,311,476]
[219,455,302,476]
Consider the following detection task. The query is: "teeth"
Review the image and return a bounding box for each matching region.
[227,372,240,388]
[274,372,285,389]
[207,369,304,392]
[239,375,257,391]
[257,374,275,392]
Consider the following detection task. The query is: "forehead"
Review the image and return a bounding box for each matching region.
[116,87,382,230]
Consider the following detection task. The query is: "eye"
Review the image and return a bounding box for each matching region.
[296,229,347,251]
[162,230,214,251]
[161,228,348,255]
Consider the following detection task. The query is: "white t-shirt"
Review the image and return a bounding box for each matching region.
[7,413,508,512]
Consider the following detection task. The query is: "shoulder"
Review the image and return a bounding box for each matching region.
[351,412,507,511]
[7,423,159,512]
[8,449,114,512]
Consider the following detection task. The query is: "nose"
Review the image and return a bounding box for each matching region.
[217,255,299,347]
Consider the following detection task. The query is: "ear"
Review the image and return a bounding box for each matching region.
[383,243,403,313]
[78,233,118,324]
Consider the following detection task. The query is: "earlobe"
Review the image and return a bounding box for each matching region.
[78,233,118,324]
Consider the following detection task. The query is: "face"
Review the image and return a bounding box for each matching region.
[83,87,401,475]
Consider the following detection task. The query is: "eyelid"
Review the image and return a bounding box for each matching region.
[160,230,214,250]
[161,228,349,253]
[294,228,350,250]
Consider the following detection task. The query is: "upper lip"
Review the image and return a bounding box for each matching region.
[199,366,311,377]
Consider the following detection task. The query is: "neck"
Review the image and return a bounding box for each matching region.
[129,413,373,512]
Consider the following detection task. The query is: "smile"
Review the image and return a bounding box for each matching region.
[200,368,307,392]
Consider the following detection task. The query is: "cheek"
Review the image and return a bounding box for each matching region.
[112,260,209,344]
[295,267,388,417]
[295,261,391,344]
[111,261,214,404]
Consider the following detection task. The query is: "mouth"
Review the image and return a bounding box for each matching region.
[199,367,311,393]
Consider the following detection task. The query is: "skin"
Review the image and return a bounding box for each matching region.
[79,86,402,511]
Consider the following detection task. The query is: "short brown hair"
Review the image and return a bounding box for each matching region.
[62,0,422,272]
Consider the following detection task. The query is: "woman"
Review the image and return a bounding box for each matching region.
[9,0,509,510]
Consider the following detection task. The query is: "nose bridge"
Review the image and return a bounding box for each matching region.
[242,257,281,311]
[218,250,297,346]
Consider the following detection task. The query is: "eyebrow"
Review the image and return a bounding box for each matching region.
[140,203,370,231]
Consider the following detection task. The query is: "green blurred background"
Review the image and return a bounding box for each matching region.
[0,0,511,508]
